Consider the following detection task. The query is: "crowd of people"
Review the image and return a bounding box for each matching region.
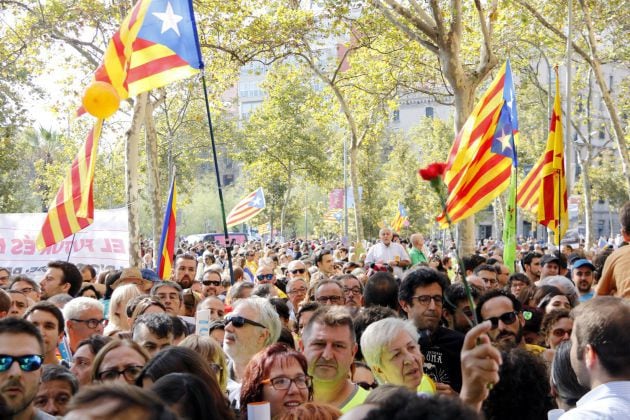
[1,204,630,419]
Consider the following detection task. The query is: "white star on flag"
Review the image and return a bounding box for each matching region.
[153,2,183,36]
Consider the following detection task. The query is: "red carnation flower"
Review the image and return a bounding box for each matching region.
[418,162,447,181]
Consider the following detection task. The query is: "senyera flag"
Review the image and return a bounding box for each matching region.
[226,188,266,228]
[85,0,203,107]
[156,176,177,280]
[518,68,567,244]
[36,120,103,251]
[438,60,519,226]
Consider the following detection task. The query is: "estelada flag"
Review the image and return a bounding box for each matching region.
[36,120,103,250]
[438,61,519,226]
[88,0,203,102]
[226,188,266,227]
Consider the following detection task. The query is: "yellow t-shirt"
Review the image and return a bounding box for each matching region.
[340,385,370,413]
[417,374,437,395]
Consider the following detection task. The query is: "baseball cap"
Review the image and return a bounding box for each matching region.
[540,254,561,266]
[572,259,595,271]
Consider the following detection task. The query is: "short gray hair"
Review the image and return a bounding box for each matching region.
[540,275,579,306]
[232,296,281,347]
[62,297,104,326]
[360,318,418,384]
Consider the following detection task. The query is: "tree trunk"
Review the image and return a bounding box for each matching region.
[126,92,147,267]
[578,0,630,198]
[349,144,364,243]
[145,98,162,262]
[280,173,292,238]
[453,85,478,256]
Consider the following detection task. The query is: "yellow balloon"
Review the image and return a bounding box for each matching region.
[82,82,120,119]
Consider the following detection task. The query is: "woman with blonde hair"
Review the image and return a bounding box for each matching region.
[178,334,228,393]
[104,284,143,335]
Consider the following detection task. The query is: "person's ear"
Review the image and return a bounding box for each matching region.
[584,344,598,369]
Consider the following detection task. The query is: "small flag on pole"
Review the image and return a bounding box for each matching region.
[391,202,408,233]
[518,67,567,245]
[323,209,342,223]
[156,174,177,280]
[226,188,266,227]
[36,120,103,251]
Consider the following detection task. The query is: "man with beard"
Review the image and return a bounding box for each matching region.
[561,297,630,419]
[475,289,546,355]
[521,251,542,285]
[200,268,224,298]
[443,283,480,335]
[39,261,82,300]
[399,266,463,394]
[0,317,56,419]
[572,259,596,302]
[172,253,197,290]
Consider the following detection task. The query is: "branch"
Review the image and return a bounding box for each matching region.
[429,0,446,41]
[450,0,462,43]
[472,0,497,81]
[372,0,439,54]
[516,0,593,66]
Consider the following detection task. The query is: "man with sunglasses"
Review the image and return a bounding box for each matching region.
[475,289,544,355]
[0,317,56,419]
[255,265,287,299]
[200,268,224,298]
[223,296,281,409]
[399,266,464,395]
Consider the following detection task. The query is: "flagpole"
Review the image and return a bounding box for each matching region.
[66,234,76,262]
[200,71,235,285]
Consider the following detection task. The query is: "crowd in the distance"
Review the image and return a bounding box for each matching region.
[1,203,630,419]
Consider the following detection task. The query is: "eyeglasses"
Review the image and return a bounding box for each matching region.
[97,365,144,382]
[70,318,108,329]
[290,268,306,275]
[288,287,307,295]
[256,274,274,282]
[551,328,572,338]
[342,287,362,295]
[202,280,221,286]
[15,287,35,294]
[316,295,342,304]
[0,354,43,372]
[261,375,312,390]
[484,311,519,329]
[225,315,267,329]
[411,295,443,306]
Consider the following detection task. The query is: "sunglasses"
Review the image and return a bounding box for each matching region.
[290,268,306,275]
[202,280,221,286]
[256,274,274,282]
[484,311,519,329]
[225,315,266,329]
[0,354,43,372]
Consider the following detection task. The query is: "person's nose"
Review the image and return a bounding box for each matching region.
[286,380,300,395]
[321,343,334,360]
[43,399,58,416]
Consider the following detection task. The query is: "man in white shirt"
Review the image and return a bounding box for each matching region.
[365,228,410,278]
[560,297,630,419]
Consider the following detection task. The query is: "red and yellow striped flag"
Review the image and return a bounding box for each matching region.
[518,69,567,244]
[36,120,103,250]
[437,61,519,226]
[90,0,203,102]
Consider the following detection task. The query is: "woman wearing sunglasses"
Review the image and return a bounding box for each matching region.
[91,339,149,385]
[240,343,313,419]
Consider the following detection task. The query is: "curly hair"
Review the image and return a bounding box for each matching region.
[239,343,312,417]
[275,402,341,420]
[482,348,554,420]
[540,309,571,345]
